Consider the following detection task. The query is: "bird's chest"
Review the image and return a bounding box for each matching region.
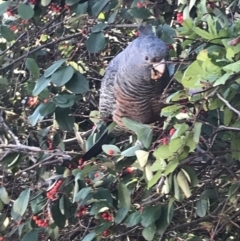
[113,81,163,127]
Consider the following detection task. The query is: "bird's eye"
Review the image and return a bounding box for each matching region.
[152,57,161,62]
[145,56,149,60]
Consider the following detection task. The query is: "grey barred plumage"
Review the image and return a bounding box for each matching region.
[81,25,173,161]
[99,25,171,130]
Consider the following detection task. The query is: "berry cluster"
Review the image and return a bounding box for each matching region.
[176,12,184,24]
[46,180,62,200]
[32,215,49,227]
[49,3,63,13]
[102,230,110,237]
[101,211,112,221]
[76,206,87,218]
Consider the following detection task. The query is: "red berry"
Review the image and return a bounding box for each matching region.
[78,158,83,165]
[181,108,186,113]
[94,173,99,178]
[162,137,168,146]
[125,167,134,174]
[107,216,112,221]
[0,237,3,241]
[102,230,110,237]
[33,216,38,221]
[134,31,139,37]
[108,149,114,155]
[169,128,176,136]
[137,2,143,8]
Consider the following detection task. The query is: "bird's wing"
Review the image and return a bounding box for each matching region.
[99,51,124,119]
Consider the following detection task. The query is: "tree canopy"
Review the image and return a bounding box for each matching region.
[0,0,239,241]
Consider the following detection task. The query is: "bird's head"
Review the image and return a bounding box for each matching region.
[122,25,173,82]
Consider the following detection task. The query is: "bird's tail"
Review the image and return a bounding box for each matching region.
[81,121,116,161]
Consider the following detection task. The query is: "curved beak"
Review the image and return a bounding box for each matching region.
[151,59,166,81]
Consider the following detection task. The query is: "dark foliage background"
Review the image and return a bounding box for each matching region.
[0,0,239,241]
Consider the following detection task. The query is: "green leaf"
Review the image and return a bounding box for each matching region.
[108,9,118,23]
[196,198,208,217]
[173,174,181,201]
[11,188,31,221]
[193,122,202,143]
[141,205,161,227]
[181,60,203,88]
[129,7,152,19]
[75,187,91,202]
[181,165,199,187]
[76,2,88,15]
[28,104,44,126]
[25,58,40,79]
[164,159,179,176]
[32,76,51,96]
[157,24,176,44]
[92,0,109,16]
[192,26,215,40]
[223,61,240,72]
[102,144,121,156]
[161,105,182,117]
[189,0,197,11]
[66,0,79,6]
[122,117,153,148]
[177,170,191,198]
[51,66,74,86]
[118,182,131,209]
[125,211,141,227]
[142,224,156,241]
[82,232,96,241]
[86,32,106,53]
[51,202,66,228]
[136,150,149,167]
[55,107,74,131]
[65,72,89,94]
[0,2,10,16]
[53,94,76,108]
[172,123,189,139]
[223,107,233,126]
[0,187,10,204]
[39,102,56,116]
[213,72,232,87]
[115,207,129,224]
[92,23,107,33]
[18,4,34,20]
[21,229,38,241]
[169,138,182,152]
[41,0,51,6]
[155,204,172,235]
[147,170,162,189]
[0,26,15,42]
[44,59,67,78]
[200,189,218,199]
[153,145,173,159]
[121,144,142,157]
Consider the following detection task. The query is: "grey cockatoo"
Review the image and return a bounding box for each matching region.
[82,25,174,161]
